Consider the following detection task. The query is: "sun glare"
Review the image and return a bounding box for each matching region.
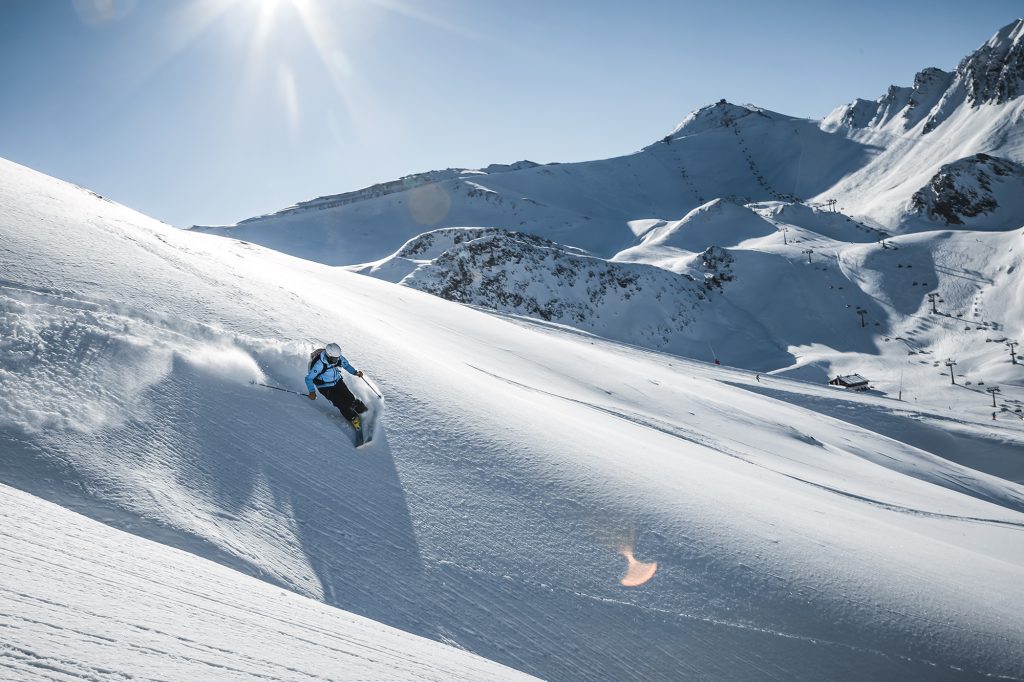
[155,0,484,144]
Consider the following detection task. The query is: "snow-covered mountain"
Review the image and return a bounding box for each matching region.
[187,21,1024,387]
[824,18,1024,137]
[190,99,869,265]
[3,145,1024,680]
[909,152,1024,227]
[355,227,710,354]
[820,19,1024,228]
[194,19,1024,256]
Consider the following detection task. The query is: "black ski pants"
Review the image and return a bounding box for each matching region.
[318,380,360,420]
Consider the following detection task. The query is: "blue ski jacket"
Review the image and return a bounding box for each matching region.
[305,350,358,392]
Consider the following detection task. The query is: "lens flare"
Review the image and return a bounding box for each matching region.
[407,183,451,225]
[619,546,657,587]
[72,0,137,26]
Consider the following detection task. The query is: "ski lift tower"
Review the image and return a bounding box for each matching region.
[944,359,958,385]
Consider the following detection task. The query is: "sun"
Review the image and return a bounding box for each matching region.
[245,0,304,46]
[162,0,475,141]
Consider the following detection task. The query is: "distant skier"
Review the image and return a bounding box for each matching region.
[306,342,368,430]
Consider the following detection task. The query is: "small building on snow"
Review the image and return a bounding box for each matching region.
[829,374,870,391]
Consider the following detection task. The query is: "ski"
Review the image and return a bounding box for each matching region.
[352,420,366,447]
[353,387,381,449]
[354,410,375,448]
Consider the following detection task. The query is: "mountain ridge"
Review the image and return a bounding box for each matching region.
[195,21,1024,240]
[183,21,1024,384]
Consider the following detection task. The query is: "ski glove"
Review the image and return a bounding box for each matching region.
[307,391,316,400]
[355,370,363,377]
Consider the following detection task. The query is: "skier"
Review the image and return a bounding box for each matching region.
[306,342,368,430]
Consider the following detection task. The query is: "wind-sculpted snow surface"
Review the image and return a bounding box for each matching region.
[4,159,1024,682]
[0,483,536,681]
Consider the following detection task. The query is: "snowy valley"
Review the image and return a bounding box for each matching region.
[2,17,1024,682]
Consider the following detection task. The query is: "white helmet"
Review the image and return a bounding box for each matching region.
[325,342,342,359]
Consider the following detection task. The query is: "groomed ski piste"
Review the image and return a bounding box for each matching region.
[3,153,1024,681]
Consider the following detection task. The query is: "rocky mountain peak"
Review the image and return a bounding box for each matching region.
[909,152,1024,226]
[958,18,1024,106]
[902,67,954,129]
[824,21,1024,135]
[913,67,953,91]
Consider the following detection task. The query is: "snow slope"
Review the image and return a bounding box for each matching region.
[4,157,1024,681]
[0,482,534,681]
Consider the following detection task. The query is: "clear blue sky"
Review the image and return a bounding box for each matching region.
[0,0,1021,227]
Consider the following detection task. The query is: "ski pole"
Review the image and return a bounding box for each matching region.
[249,380,306,396]
[359,374,382,399]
